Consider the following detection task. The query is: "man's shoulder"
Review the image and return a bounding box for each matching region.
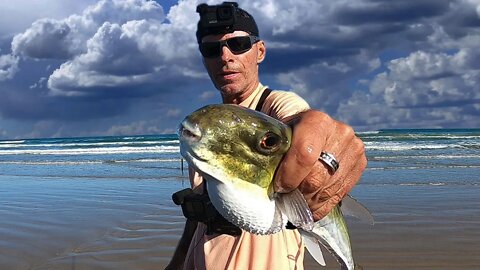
[269,89,306,100]
[267,89,310,109]
[263,89,310,121]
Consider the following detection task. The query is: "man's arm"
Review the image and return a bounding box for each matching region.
[164,219,197,270]
[274,109,367,221]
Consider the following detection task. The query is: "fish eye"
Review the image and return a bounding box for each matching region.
[258,132,281,153]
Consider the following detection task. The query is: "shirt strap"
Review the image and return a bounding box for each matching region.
[255,88,272,112]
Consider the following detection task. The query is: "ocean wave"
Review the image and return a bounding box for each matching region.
[361,181,479,187]
[0,140,26,143]
[0,144,20,148]
[364,141,455,151]
[369,154,480,160]
[367,164,480,170]
[0,158,183,165]
[462,144,480,149]
[356,131,380,135]
[359,133,480,141]
[399,182,447,186]
[0,140,179,149]
[0,145,179,155]
[0,140,26,145]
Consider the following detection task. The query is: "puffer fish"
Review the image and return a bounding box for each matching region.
[178,104,372,270]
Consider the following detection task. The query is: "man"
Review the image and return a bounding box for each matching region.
[166,2,366,269]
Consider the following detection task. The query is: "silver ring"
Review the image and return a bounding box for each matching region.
[318,151,339,173]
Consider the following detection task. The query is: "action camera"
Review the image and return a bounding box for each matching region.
[196,2,239,29]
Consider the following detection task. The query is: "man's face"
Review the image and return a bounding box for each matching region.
[201,31,265,102]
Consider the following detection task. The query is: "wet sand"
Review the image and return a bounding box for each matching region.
[1,175,479,270]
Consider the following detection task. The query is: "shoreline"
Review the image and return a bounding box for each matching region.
[1,175,479,269]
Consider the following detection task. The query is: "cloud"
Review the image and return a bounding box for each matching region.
[337,47,480,129]
[9,0,204,97]
[0,54,19,80]
[167,109,182,117]
[12,19,78,59]
[333,0,450,25]
[252,0,480,129]
[200,90,217,100]
[12,0,166,59]
[105,120,164,135]
[275,49,381,112]
[0,128,6,139]
[371,50,480,107]
[2,0,480,138]
[0,0,98,37]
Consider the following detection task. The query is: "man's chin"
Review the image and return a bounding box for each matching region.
[217,84,241,95]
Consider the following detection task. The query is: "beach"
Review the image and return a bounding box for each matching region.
[0,130,479,269]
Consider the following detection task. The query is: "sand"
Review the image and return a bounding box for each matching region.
[0,175,479,270]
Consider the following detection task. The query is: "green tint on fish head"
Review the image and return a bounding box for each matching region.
[179,104,291,196]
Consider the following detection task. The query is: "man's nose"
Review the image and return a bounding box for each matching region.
[220,45,234,62]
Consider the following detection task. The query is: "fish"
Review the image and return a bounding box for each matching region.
[178,104,372,270]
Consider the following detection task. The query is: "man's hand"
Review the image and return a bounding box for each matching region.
[274,110,367,221]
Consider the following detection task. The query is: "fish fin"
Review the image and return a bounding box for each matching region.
[341,195,374,225]
[354,263,364,270]
[275,189,314,231]
[300,230,326,266]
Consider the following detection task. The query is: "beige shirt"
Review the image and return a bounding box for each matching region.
[184,83,310,270]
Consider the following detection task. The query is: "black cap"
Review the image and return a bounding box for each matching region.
[196,2,259,44]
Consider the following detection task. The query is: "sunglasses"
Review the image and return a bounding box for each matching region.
[199,35,260,58]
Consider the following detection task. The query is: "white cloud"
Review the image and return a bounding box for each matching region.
[0,54,19,80]
[12,19,79,59]
[167,108,182,117]
[371,50,480,108]
[337,47,480,129]
[7,0,206,96]
[105,120,166,135]
[12,0,166,60]
[46,18,200,95]
[0,0,98,37]
[0,128,7,139]
[200,90,217,100]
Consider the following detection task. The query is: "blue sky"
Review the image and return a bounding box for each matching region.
[1,0,480,139]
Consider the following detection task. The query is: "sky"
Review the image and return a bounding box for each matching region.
[1,0,480,139]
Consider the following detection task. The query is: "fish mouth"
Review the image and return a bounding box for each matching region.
[178,119,202,142]
[178,119,208,164]
[178,119,202,143]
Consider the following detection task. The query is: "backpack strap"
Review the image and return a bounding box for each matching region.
[255,88,272,112]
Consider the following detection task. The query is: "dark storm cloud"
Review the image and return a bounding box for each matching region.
[333,0,450,25]
[439,1,480,38]
[396,98,480,109]
[256,1,447,85]
[262,46,360,73]
[243,0,480,129]
[0,82,128,121]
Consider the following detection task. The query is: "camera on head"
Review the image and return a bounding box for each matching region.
[196,2,239,30]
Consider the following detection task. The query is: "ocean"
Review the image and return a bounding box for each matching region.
[0,129,479,269]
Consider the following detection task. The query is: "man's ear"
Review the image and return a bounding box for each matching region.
[256,40,266,64]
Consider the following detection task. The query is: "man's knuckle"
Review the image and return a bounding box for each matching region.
[355,137,366,152]
[340,124,354,137]
[294,143,318,168]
